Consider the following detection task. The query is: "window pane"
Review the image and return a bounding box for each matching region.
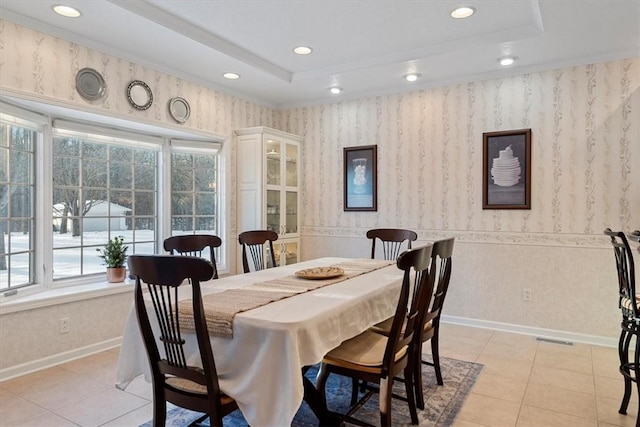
[82,159,107,188]
[53,156,80,186]
[195,168,215,191]
[8,219,31,253]
[172,216,193,233]
[134,165,155,190]
[135,150,156,165]
[9,252,30,287]
[172,193,193,215]
[172,168,193,191]
[10,150,31,184]
[53,248,81,279]
[110,163,132,189]
[9,185,31,217]
[195,217,215,233]
[135,191,154,216]
[0,120,35,292]
[82,141,107,159]
[195,193,214,215]
[134,218,155,233]
[132,241,155,255]
[110,145,132,162]
[82,247,103,275]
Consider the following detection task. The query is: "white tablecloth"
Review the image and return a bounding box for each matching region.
[116,257,402,427]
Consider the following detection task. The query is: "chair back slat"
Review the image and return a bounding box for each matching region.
[148,283,187,367]
[367,228,418,261]
[605,228,637,317]
[129,255,220,385]
[163,234,222,279]
[238,230,278,273]
[421,238,455,337]
[382,244,433,376]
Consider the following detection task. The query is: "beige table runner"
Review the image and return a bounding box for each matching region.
[179,259,394,338]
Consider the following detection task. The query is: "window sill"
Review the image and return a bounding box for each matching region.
[0,279,134,315]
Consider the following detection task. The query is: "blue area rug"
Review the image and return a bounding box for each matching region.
[140,356,482,426]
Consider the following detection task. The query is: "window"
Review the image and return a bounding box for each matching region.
[0,103,224,295]
[170,142,220,236]
[52,127,159,280]
[169,141,224,271]
[0,116,37,291]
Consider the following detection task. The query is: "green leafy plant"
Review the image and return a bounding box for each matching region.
[96,236,129,268]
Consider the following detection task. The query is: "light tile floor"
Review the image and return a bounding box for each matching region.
[0,324,637,426]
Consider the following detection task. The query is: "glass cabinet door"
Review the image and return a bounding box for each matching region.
[266,189,281,233]
[285,142,297,187]
[266,139,281,186]
[283,241,298,265]
[273,241,298,267]
[285,191,297,234]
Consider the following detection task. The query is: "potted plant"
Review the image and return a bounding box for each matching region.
[97,236,129,282]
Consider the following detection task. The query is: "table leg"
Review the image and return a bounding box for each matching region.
[302,366,345,427]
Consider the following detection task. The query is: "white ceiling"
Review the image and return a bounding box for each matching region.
[1,0,639,109]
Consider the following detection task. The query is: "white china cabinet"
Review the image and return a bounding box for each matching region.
[235,127,301,271]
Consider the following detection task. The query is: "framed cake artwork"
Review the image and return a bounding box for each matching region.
[482,129,531,209]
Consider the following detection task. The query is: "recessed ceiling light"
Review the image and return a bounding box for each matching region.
[450,6,475,19]
[329,87,342,95]
[52,4,82,18]
[222,72,240,80]
[404,73,421,82]
[499,56,516,66]
[293,46,313,55]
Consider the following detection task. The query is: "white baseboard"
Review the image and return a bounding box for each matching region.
[0,337,122,382]
[442,315,617,348]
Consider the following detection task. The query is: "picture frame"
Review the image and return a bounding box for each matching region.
[482,128,531,209]
[344,145,377,211]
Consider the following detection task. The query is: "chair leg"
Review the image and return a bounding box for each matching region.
[634,328,640,427]
[351,378,360,406]
[404,364,419,425]
[379,376,393,427]
[431,327,443,386]
[152,383,166,427]
[413,341,425,410]
[619,326,632,415]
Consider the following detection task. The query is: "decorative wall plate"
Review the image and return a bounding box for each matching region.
[127,80,153,110]
[168,97,190,123]
[75,68,106,101]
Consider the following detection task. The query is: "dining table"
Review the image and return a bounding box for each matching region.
[115,257,403,427]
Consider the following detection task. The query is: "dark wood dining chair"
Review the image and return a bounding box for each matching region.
[370,237,455,409]
[367,228,418,260]
[238,229,278,273]
[316,244,434,427]
[604,228,639,426]
[128,255,238,427]
[163,234,223,279]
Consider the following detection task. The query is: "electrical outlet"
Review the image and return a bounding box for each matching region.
[523,289,532,302]
[59,318,70,334]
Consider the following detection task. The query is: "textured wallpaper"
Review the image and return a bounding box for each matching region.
[277,59,639,338]
[279,59,639,246]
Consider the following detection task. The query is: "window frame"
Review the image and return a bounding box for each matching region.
[0,101,227,297]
